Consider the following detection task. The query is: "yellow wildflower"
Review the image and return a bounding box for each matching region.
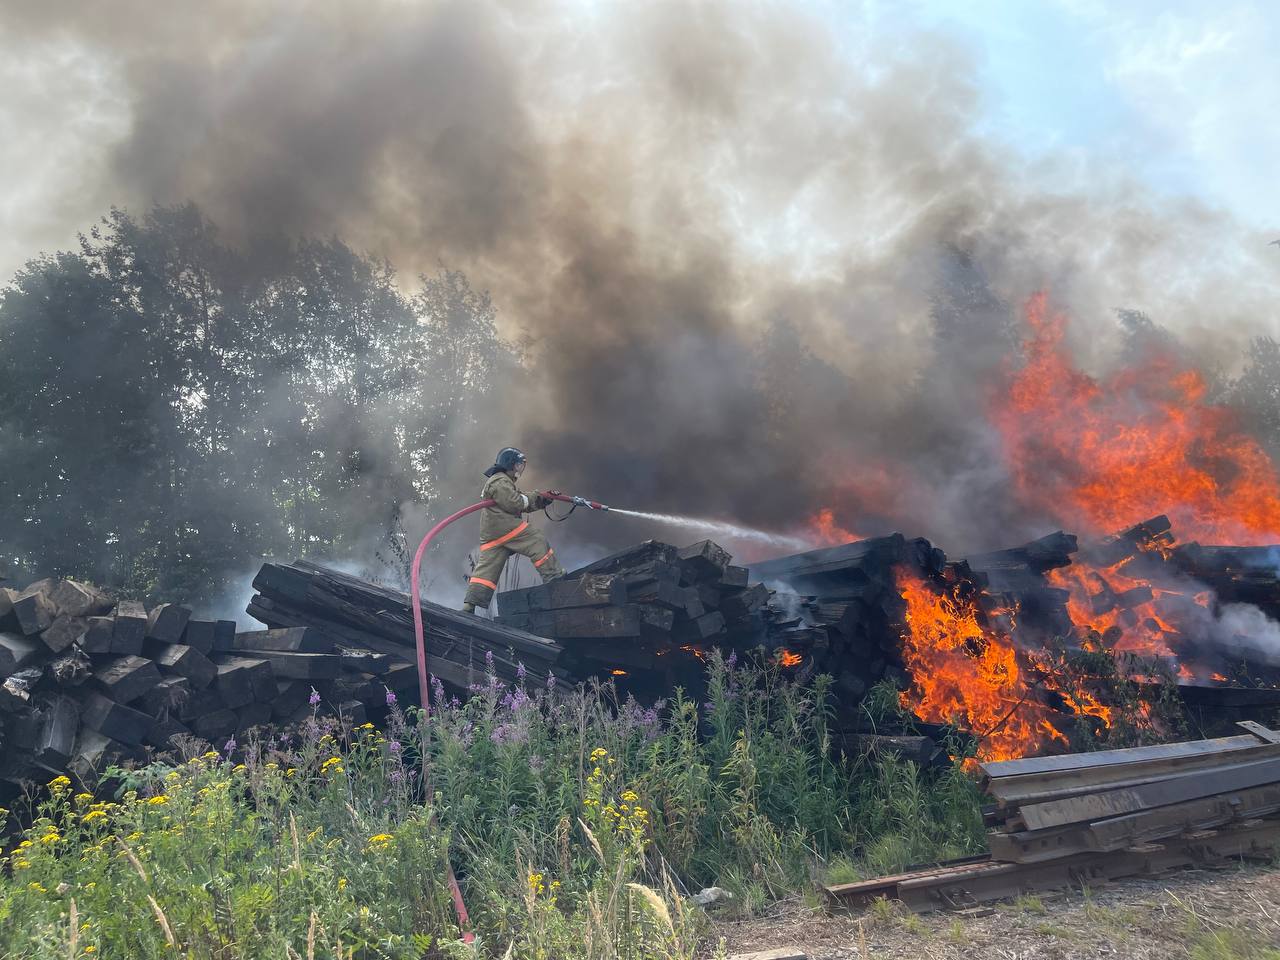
[28,881,47,893]
[620,790,639,803]
[366,833,393,851]
[12,859,30,870]
[265,762,278,770]
[84,948,97,954]
[81,810,107,824]
[165,771,181,782]
[40,832,61,844]
[527,870,545,896]
[17,839,32,850]
[84,882,96,891]
[203,751,219,760]
[74,792,94,805]
[590,747,608,760]
[357,722,374,730]
[48,775,71,791]
[147,795,169,806]
[337,878,348,892]
[286,768,297,778]
[233,764,246,773]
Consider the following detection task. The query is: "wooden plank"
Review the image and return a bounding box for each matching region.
[749,535,907,583]
[1239,721,1280,744]
[213,657,273,709]
[111,601,148,654]
[180,619,217,655]
[92,655,162,704]
[985,740,1280,806]
[233,650,342,680]
[981,734,1266,780]
[227,627,335,653]
[79,693,152,746]
[499,574,625,614]
[0,632,44,678]
[1018,756,1280,831]
[146,641,217,689]
[35,696,80,764]
[991,781,1280,863]
[41,614,87,653]
[677,540,732,582]
[146,604,191,644]
[48,581,113,618]
[673,610,726,642]
[80,616,115,654]
[562,541,679,580]
[497,605,641,639]
[8,585,54,635]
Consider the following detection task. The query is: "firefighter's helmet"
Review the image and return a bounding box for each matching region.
[484,447,527,477]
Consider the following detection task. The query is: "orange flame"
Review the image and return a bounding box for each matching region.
[610,669,628,676]
[895,566,1111,761]
[806,508,862,546]
[778,649,803,668]
[994,293,1280,545]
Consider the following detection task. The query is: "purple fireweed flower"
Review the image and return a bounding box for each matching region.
[389,768,405,785]
[727,651,738,670]
[388,740,402,755]
[385,688,397,707]
[516,661,527,682]
[546,671,556,693]
[309,687,321,706]
[223,737,237,753]
[485,649,495,671]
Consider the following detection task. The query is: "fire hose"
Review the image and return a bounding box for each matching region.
[408,491,610,944]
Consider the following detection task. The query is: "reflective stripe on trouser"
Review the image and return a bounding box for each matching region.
[463,525,566,607]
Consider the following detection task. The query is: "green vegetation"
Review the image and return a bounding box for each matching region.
[0,655,987,958]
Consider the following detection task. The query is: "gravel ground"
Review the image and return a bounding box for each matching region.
[704,862,1280,959]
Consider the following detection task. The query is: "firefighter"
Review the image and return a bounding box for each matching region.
[462,447,566,612]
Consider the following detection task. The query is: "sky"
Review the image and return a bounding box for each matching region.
[900,0,1279,229]
[0,0,1276,282]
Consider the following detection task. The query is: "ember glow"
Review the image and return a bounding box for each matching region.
[995,292,1280,545]
[896,567,1064,761]
[777,649,803,668]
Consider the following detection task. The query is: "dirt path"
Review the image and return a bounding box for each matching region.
[706,863,1280,959]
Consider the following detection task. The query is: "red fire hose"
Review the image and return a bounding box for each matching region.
[407,490,609,944]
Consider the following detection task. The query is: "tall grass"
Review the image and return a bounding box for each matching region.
[0,654,986,958]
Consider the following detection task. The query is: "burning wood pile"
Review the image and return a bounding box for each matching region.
[7,505,1280,792]
[825,721,1280,911]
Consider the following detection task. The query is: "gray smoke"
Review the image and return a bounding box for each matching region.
[3,0,1278,566]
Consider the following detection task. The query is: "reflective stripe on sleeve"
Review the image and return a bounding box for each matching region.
[469,577,498,590]
[534,548,555,568]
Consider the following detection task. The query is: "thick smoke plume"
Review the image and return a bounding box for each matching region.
[3,0,1278,564]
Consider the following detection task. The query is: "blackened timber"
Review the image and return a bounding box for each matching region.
[92,656,162,704]
[181,619,217,655]
[981,734,1268,780]
[228,627,335,653]
[0,633,43,678]
[9,585,54,636]
[498,605,641,640]
[111,601,148,654]
[498,574,626,615]
[236,650,342,680]
[35,696,79,764]
[146,641,217,689]
[146,604,191,644]
[561,541,679,580]
[80,693,152,745]
[81,617,114,654]
[677,540,732,582]
[41,615,87,654]
[673,611,726,642]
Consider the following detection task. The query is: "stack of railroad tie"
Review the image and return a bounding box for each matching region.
[825,722,1280,911]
